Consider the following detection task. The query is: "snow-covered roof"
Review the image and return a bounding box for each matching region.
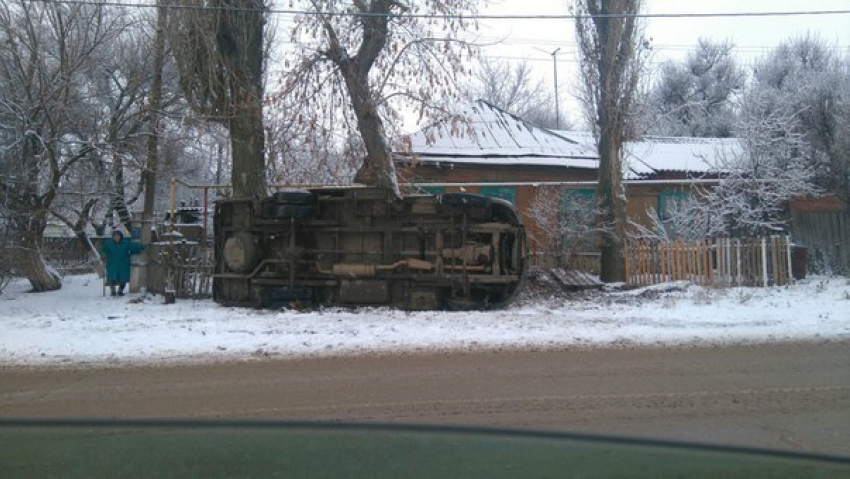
[43,221,99,239]
[556,131,742,179]
[399,101,598,169]
[398,101,741,179]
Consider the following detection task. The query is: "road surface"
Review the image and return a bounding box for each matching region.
[2,341,849,456]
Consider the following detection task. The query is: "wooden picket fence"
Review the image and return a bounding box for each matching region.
[148,241,214,298]
[625,236,795,287]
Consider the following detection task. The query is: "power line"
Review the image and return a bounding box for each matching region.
[476,37,843,53]
[21,0,850,20]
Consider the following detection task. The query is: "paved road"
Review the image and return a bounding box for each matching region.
[2,341,849,456]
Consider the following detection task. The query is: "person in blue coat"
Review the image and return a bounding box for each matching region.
[101,230,144,296]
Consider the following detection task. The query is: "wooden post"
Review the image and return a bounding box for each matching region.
[202,187,209,249]
[785,235,794,285]
[735,239,742,287]
[170,178,177,230]
[624,242,631,285]
[770,236,778,286]
[761,237,769,287]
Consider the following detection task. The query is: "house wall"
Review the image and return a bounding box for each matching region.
[789,196,849,274]
[401,163,598,253]
[625,183,701,231]
[401,162,706,267]
[625,184,659,230]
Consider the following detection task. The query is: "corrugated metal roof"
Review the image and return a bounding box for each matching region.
[398,101,740,178]
[400,101,598,169]
[554,130,740,179]
[625,136,740,178]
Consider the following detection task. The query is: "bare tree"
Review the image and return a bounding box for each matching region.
[51,6,186,259]
[265,99,356,185]
[471,57,570,130]
[528,186,598,266]
[282,0,479,195]
[0,0,132,291]
[648,39,745,138]
[573,0,649,282]
[168,0,268,198]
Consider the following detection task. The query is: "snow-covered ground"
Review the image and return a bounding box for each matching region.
[1,273,848,368]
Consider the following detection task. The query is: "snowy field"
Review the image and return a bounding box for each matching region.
[1,273,848,368]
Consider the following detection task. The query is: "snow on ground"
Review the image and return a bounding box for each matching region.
[1,273,848,368]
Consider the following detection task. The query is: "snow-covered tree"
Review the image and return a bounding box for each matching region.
[648,39,745,138]
[635,35,844,241]
[0,0,136,291]
[633,92,819,240]
[0,0,205,291]
[280,0,480,194]
[750,34,849,203]
[49,7,190,254]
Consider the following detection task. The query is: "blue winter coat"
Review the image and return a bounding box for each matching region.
[101,233,144,284]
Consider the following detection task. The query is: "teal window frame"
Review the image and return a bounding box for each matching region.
[657,190,691,220]
[559,189,596,250]
[479,185,517,205]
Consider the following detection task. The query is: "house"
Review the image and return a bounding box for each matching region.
[396,101,597,253]
[396,101,740,264]
[554,130,741,231]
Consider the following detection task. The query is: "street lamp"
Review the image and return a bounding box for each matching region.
[551,47,561,130]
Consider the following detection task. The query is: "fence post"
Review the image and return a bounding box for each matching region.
[785,235,794,285]
[717,238,724,286]
[729,240,744,286]
[624,242,630,286]
[761,237,769,287]
[773,236,781,286]
[771,236,779,286]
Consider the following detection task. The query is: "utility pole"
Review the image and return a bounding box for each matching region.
[551,47,561,130]
[134,0,167,293]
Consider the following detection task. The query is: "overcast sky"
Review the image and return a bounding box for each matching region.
[475,0,850,122]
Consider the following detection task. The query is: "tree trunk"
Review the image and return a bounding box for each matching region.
[21,245,61,292]
[10,133,62,291]
[320,0,400,196]
[139,2,167,291]
[15,212,61,292]
[596,127,627,283]
[229,86,266,198]
[575,0,643,284]
[226,0,266,199]
[343,71,399,195]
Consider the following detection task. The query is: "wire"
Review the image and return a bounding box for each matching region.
[21,0,850,20]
